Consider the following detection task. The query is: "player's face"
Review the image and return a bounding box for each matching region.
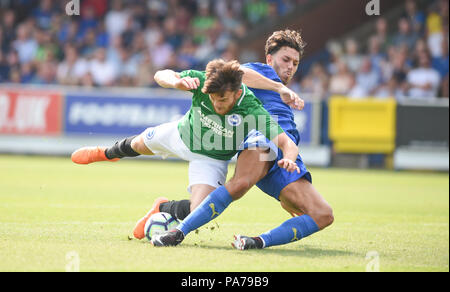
[209,89,242,115]
[267,47,300,85]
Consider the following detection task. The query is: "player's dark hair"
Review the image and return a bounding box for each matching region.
[265,29,307,59]
[202,59,243,96]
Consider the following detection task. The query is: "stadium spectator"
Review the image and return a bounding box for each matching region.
[379,45,410,86]
[406,50,441,98]
[57,19,81,45]
[413,38,429,59]
[325,40,344,76]
[173,5,192,35]
[299,63,329,99]
[31,0,54,30]
[441,73,449,98]
[143,19,162,50]
[147,0,169,19]
[191,2,217,45]
[431,31,449,79]
[0,50,10,82]
[95,20,110,49]
[121,16,139,50]
[392,17,419,51]
[80,0,108,19]
[342,38,364,73]
[5,49,19,75]
[1,9,16,54]
[427,23,445,58]
[56,44,88,86]
[150,33,174,69]
[426,0,448,59]
[78,5,99,41]
[116,47,140,86]
[220,41,239,62]
[351,57,380,97]
[48,14,64,43]
[217,3,244,38]
[0,28,4,55]
[88,47,118,86]
[135,50,156,87]
[129,2,149,31]
[404,0,426,34]
[33,28,59,65]
[9,67,21,84]
[106,35,124,69]
[210,20,233,53]
[0,26,8,56]
[105,0,130,38]
[177,37,200,69]
[19,60,34,83]
[80,71,95,88]
[427,0,449,36]
[374,75,405,99]
[12,23,37,64]
[372,17,391,52]
[79,28,100,57]
[163,17,184,51]
[245,0,270,25]
[390,48,410,92]
[130,31,147,56]
[0,25,4,48]
[30,58,57,85]
[367,35,385,78]
[328,60,354,95]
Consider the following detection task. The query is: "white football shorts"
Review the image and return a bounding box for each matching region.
[142,120,229,193]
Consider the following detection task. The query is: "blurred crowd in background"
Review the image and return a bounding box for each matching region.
[298,0,449,100]
[0,0,448,99]
[0,0,302,87]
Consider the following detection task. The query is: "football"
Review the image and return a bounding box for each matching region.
[144,212,180,241]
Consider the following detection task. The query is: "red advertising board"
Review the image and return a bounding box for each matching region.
[0,89,62,135]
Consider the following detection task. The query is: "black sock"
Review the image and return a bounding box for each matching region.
[105,135,140,159]
[159,200,191,221]
[252,237,264,249]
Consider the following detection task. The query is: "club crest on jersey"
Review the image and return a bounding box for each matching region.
[146,128,155,140]
[227,114,242,127]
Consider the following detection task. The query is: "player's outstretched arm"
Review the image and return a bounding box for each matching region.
[272,132,300,173]
[154,69,200,91]
[240,66,304,110]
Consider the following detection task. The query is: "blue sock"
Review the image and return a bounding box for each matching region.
[259,215,319,248]
[178,186,233,236]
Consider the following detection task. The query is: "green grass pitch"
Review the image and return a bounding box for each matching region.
[0,155,448,272]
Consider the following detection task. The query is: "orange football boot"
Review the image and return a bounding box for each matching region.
[133,197,169,239]
[71,146,120,164]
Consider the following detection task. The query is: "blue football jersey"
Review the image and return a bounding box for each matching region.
[243,62,300,145]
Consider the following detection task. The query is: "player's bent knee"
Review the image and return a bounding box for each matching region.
[324,207,334,227]
[131,135,153,155]
[315,205,334,230]
[226,178,252,200]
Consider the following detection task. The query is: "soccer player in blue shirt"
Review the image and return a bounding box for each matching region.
[151,29,334,249]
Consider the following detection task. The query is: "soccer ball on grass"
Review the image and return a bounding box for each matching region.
[144,212,180,241]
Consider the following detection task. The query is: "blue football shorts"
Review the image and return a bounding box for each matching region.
[238,130,312,201]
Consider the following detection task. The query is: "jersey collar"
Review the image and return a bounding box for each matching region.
[236,84,246,107]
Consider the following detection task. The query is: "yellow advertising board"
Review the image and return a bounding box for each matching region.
[328,96,396,153]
